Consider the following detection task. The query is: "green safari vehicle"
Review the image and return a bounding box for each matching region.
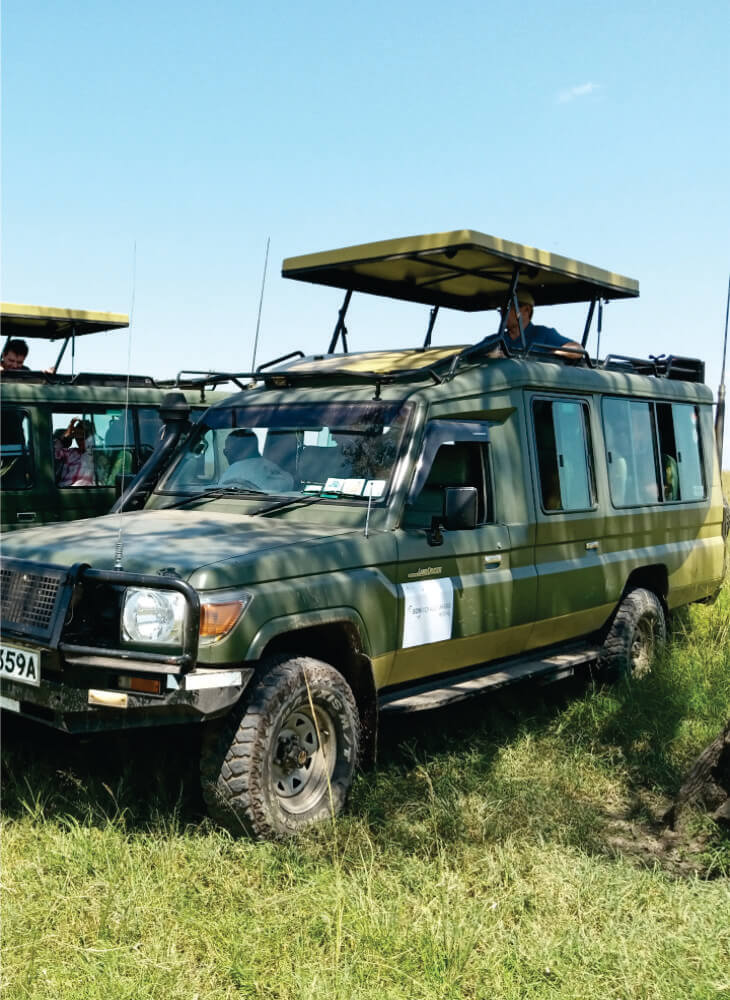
[1,232,726,839]
[0,303,221,531]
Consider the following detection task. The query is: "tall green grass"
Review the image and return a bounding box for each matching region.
[2,568,729,998]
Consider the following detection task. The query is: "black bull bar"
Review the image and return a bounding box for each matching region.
[0,558,201,672]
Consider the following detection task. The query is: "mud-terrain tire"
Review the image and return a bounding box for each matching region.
[200,656,360,839]
[598,588,666,680]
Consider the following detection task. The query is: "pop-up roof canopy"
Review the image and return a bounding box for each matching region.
[1,303,129,340]
[282,230,639,310]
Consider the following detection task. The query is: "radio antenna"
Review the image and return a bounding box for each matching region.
[715,274,730,468]
[250,237,270,372]
[114,240,137,570]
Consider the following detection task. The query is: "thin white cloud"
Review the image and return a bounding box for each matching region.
[557,82,600,104]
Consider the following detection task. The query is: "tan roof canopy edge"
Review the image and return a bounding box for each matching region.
[1,303,130,340]
[282,230,639,311]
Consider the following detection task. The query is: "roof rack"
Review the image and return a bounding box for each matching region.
[168,340,707,401]
[0,370,158,387]
[602,354,705,383]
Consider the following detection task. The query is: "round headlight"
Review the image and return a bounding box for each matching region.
[122,588,186,645]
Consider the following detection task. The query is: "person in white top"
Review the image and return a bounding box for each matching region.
[220,429,294,492]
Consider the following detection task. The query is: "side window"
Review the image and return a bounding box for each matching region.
[406,439,491,528]
[52,409,138,488]
[667,403,706,501]
[532,398,595,512]
[603,398,705,506]
[602,398,660,507]
[1,407,33,490]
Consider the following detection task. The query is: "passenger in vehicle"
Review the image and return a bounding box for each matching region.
[54,418,98,487]
[220,429,294,492]
[102,417,134,485]
[662,453,679,500]
[1,338,30,371]
[491,291,582,357]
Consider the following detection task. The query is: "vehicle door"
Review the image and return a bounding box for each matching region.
[527,394,609,649]
[389,419,535,687]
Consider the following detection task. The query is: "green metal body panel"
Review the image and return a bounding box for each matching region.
[0,354,725,731]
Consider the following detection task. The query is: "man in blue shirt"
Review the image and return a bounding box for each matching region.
[499,290,582,357]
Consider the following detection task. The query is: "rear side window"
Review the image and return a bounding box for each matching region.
[655,402,706,501]
[51,408,151,488]
[532,398,596,512]
[1,407,33,490]
[603,398,706,506]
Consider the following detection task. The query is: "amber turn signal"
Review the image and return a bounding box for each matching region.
[199,600,245,640]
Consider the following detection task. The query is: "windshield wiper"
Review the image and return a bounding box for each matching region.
[163,486,268,509]
[250,493,327,517]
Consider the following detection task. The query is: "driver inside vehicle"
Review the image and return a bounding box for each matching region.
[220,429,294,492]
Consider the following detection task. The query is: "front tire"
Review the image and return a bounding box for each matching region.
[200,656,360,839]
[598,587,666,679]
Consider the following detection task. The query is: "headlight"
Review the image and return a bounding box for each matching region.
[122,588,187,645]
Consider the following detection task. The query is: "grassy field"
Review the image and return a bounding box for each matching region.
[3,527,730,997]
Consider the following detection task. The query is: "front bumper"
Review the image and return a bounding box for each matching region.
[0,557,252,733]
[0,664,254,733]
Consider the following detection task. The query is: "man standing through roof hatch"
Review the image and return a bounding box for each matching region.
[492,290,582,356]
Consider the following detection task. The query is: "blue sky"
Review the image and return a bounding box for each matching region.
[2,1,729,457]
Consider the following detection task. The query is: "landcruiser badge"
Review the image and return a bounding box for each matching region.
[407,566,443,579]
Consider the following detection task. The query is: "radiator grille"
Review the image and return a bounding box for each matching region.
[0,562,70,643]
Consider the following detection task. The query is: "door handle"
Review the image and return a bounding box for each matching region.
[585,541,599,551]
[17,512,37,523]
[484,554,502,567]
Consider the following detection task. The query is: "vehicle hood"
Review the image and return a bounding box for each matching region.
[0,509,372,589]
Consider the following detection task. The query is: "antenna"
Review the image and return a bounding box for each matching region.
[114,240,137,570]
[715,274,730,468]
[250,237,270,372]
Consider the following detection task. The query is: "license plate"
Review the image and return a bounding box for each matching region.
[0,641,41,687]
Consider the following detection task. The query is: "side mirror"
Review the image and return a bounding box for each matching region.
[443,487,478,531]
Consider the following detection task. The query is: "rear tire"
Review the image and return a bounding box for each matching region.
[200,656,360,839]
[598,587,666,680]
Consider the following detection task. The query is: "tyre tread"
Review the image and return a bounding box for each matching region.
[200,655,359,839]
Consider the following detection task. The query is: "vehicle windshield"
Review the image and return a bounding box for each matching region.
[156,401,412,502]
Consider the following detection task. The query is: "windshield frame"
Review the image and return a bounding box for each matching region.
[153,399,414,506]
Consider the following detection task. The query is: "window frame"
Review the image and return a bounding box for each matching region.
[530,394,597,515]
[50,406,144,490]
[601,396,707,509]
[0,406,34,491]
[406,419,494,527]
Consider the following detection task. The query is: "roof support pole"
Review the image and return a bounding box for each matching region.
[422,305,440,349]
[53,335,72,373]
[581,298,597,348]
[498,266,524,352]
[327,289,353,354]
[596,300,604,359]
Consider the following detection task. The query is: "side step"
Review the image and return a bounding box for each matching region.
[379,645,600,715]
